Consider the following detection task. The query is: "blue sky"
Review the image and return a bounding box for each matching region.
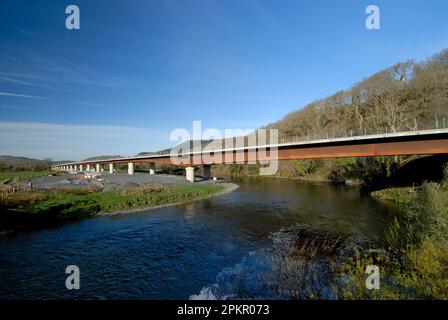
[1,0,448,160]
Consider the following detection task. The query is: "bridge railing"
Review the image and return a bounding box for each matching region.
[53,119,448,166]
[276,120,447,145]
[144,119,447,157]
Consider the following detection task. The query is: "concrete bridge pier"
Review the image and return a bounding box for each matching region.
[74,165,78,171]
[149,162,156,175]
[96,164,100,172]
[185,166,195,182]
[87,164,90,172]
[70,165,73,171]
[79,164,83,172]
[109,163,114,174]
[128,162,134,175]
[203,165,211,180]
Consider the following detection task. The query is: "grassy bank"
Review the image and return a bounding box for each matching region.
[0,170,51,181]
[338,168,448,299]
[370,187,416,204]
[0,184,224,225]
[263,171,448,299]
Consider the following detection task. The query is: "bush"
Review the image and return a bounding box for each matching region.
[340,166,448,299]
[293,159,324,176]
[385,170,448,252]
[356,157,400,189]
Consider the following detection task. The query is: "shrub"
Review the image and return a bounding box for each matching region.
[292,159,324,176]
[341,165,448,299]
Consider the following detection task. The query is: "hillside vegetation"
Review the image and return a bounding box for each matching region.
[268,49,448,138]
[0,156,52,172]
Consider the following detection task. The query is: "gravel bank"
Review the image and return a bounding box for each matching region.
[29,172,228,191]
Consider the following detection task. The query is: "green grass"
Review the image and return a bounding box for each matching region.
[1,184,224,220]
[370,187,417,204]
[338,168,448,299]
[0,170,51,181]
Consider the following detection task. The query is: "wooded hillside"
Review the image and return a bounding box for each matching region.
[267,49,448,139]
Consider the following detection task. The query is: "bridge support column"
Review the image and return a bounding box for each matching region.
[87,164,90,172]
[74,165,78,171]
[79,164,83,172]
[128,162,134,175]
[203,165,211,180]
[96,164,100,172]
[185,166,195,183]
[109,163,114,174]
[149,162,156,175]
[70,165,73,171]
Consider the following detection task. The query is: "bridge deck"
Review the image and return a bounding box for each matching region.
[53,128,448,167]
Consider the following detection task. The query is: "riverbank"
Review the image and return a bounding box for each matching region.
[99,182,239,216]
[0,172,237,236]
[0,170,51,181]
[340,169,448,299]
[370,187,416,204]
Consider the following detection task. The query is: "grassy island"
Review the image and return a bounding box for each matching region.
[0,183,224,230]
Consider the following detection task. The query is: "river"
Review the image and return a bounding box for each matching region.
[0,177,397,299]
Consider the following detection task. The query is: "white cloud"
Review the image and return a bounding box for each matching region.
[0,92,105,107]
[0,91,47,99]
[68,101,105,108]
[0,122,170,160]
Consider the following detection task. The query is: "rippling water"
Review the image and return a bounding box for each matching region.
[0,177,396,299]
